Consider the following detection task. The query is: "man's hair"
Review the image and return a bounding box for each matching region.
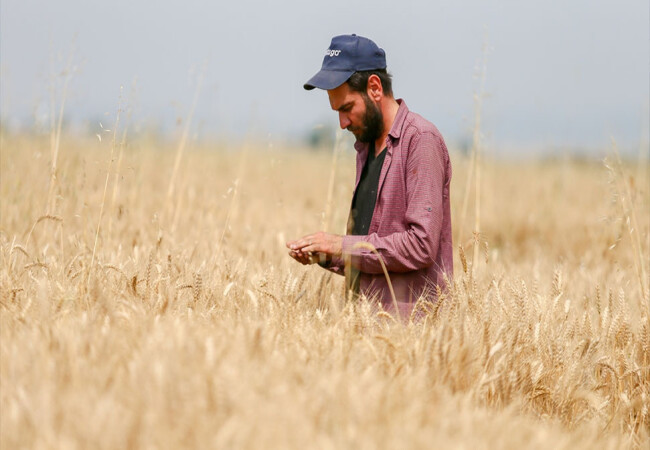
[346,69,393,97]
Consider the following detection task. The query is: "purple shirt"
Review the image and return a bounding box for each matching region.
[326,99,453,316]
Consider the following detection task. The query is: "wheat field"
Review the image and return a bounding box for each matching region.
[1,131,649,449]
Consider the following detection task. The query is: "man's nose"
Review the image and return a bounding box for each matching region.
[338,113,351,130]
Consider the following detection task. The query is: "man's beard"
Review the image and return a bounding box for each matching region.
[349,95,384,143]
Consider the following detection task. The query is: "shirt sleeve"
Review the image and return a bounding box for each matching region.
[319,255,345,276]
[340,131,447,274]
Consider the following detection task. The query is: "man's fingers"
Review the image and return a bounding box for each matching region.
[288,233,319,251]
[297,242,319,255]
[294,238,312,250]
[288,232,334,256]
[303,239,329,255]
[288,240,307,249]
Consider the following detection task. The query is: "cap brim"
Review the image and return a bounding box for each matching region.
[303,69,354,91]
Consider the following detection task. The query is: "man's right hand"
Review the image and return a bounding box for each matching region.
[287,249,331,267]
[287,248,315,265]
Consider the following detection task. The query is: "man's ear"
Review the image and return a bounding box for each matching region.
[367,74,383,102]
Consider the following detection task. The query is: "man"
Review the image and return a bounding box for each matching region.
[287,34,453,316]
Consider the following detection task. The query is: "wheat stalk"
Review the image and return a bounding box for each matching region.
[351,241,399,316]
[165,62,206,224]
[322,128,344,231]
[458,35,489,262]
[45,47,75,214]
[87,89,123,292]
[606,139,649,302]
[215,147,248,262]
[107,77,136,236]
[471,36,489,276]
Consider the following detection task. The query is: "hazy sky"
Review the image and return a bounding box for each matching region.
[1,0,648,152]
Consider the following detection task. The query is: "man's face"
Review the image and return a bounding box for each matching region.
[327,83,384,143]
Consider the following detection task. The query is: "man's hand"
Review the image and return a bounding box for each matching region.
[286,231,343,265]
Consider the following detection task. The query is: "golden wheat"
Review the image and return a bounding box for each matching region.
[0,133,648,449]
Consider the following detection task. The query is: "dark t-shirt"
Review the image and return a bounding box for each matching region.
[350,143,387,235]
[349,143,387,293]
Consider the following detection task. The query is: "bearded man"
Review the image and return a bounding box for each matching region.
[287,34,453,317]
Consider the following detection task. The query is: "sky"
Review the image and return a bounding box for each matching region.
[1,0,648,154]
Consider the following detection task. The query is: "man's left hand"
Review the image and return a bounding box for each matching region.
[286,231,343,257]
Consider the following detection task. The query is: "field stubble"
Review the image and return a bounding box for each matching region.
[1,133,649,449]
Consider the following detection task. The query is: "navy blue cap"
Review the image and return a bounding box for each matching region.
[304,34,387,91]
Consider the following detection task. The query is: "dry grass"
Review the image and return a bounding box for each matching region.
[1,132,649,449]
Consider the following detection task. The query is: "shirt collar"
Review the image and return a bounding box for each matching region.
[353,98,409,153]
[388,98,409,139]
